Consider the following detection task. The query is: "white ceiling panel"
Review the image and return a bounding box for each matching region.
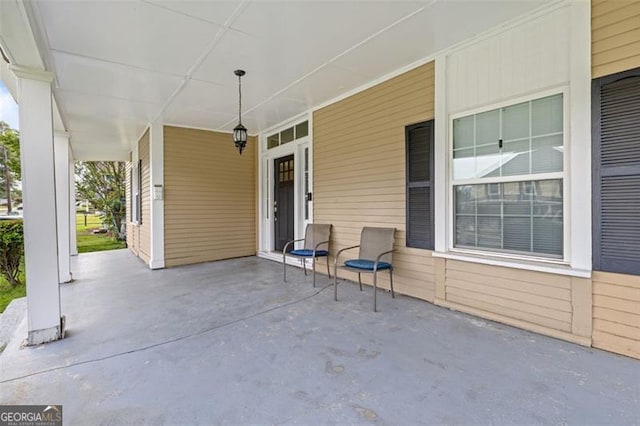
[71,132,136,152]
[65,115,144,141]
[169,78,256,114]
[52,51,184,104]
[191,29,315,100]
[192,2,424,87]
[57,91,162,124]
[277,64,376,110]
[72,142,132,161]
[333,1,549,81]
[236,96,309,131]
[426,0,549,52]
[10,0,556,159]
[37,0,221,75]
[143,0,240,27]
[229,1,424,50]
[163,104,237,130]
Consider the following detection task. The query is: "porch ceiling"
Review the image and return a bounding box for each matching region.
[4,0,550,160]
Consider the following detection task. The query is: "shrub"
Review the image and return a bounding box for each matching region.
[0,220,24,286]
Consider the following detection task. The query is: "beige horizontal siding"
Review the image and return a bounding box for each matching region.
[313,62,435,303]
[592,271,640,359]
[592,0,640,78]
[163,126,256,267]
[137,130,151,264]
[444,260,574,333]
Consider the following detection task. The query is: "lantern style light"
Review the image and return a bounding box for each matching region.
[233,69,247,154]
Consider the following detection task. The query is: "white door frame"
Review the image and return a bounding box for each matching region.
[257,116,312,261]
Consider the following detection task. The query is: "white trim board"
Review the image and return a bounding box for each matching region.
[432,251,591,278]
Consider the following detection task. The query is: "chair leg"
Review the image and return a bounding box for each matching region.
[312,257,316,288]
[283,253,287,282]
[358,273,363,291]
[389,268,395,298]
[326,257,331,278]
[373,271,378,312]
[302,257,307,276]
[334,260,339,301]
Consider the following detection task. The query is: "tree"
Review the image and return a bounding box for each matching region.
[0,121,22,212]
[75,161,126,240]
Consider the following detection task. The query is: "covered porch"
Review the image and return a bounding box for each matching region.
[0,250,637,424]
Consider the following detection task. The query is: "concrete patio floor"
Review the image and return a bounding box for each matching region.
[0,250,638,425]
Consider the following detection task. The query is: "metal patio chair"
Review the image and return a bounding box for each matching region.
[333,227,396,312]
[283,223,332,287]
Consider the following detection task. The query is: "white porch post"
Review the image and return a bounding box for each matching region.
[433,54,448,253]
[149,120,164,269]
[569,0,592,273]
[69,147,78,256]
[10,65,63,345]
[54,132,72,283]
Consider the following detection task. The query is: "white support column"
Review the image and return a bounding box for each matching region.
[148,120,164,269]
[10,65,63,345]
[433,54,448,253]
[569,0,592,273]
[54,132,72,283]
[69,147,78,256]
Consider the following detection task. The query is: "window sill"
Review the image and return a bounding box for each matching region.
[431,250,591,278]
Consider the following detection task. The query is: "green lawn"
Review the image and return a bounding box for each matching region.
[0,280,26,313]
[0,214,127,312]
[76,213,126,253]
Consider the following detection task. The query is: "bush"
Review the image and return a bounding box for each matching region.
[0,220,24,286]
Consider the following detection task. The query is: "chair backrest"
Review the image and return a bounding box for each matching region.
[359,227,395,263]
[303,224,332,250]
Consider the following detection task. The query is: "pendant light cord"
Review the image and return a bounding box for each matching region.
[238,73,242,125]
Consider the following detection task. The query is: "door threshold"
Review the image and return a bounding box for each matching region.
[258,251,307,268]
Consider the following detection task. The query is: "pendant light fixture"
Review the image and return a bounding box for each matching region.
[233,69,247,154]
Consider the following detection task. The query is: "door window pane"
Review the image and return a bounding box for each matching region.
[296,121,309,139]
[267,134,279,149]
[304,148,309,221]
[280,127,294,144]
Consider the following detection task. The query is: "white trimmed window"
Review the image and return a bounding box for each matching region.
[451,93,565,259]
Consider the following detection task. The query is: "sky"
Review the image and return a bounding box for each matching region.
[0,80,19,130]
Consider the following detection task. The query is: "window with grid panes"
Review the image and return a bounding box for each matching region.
[452,93,564,258]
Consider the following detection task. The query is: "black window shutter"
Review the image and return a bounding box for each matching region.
[406,120,434,249]
[593,68,640,275]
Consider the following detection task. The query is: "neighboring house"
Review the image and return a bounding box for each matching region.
[1,0,638,359]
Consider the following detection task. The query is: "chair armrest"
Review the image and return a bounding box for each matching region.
[283,238,305,254]
[313,240,330,253]
[334,245,360,266]
[374,249,395,268]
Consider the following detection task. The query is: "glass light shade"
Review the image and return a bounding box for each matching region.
[233,123,247,154]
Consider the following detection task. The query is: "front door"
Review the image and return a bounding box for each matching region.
[274,155,295,252]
